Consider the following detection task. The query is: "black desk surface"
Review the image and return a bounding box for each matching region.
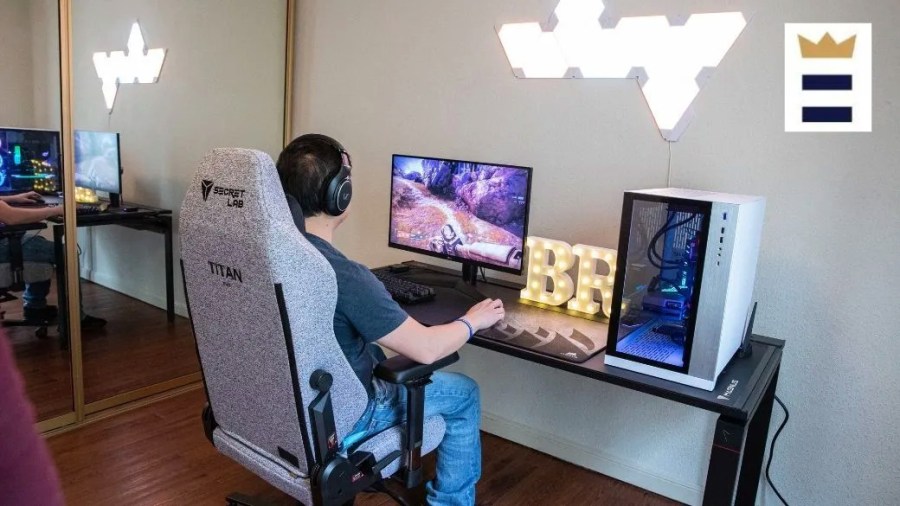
[380,261,785,421]
[0,222,48,234]
[47,203,172,226]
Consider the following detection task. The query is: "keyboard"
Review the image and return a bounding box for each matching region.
[76,203,103,215]
[373,271,436,305]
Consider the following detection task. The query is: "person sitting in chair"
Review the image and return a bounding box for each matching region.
[0,192,106,328]
[277,134,503,506]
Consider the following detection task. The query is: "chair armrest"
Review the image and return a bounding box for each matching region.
[374,352,459,384]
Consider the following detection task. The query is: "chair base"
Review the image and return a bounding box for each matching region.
[1,314,52,339]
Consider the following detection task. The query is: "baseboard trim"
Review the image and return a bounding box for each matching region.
[481,411,703,505]
[86,270,188,318]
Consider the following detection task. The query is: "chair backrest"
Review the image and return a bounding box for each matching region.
[180,148,367,476]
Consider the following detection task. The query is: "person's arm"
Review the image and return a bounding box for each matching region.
[0,191,44,204]
[0,200,63,225]
[377,298,505,364]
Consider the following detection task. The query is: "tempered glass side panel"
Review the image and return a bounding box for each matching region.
[612,197,708,372]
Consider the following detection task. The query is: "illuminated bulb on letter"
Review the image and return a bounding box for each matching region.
[520,236,575,306]
[568,244,617,317]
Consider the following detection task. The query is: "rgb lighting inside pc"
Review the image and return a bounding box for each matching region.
[389,154,532,277]
[613,199,708,369]
[0,128,61,194]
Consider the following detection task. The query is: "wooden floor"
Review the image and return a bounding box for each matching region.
[48,388,677,506]
[6,280,199,420]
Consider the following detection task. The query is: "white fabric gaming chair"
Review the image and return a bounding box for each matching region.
[180,148,457,506]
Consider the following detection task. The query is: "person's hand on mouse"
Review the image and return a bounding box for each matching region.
[462,298,505,331]
[6,191,44,205]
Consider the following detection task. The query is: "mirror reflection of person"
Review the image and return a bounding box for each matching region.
[278,134,504,506]
[0,193,106,328]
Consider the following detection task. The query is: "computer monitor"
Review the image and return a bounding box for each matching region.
[74,130,122,204]
[0,127,61,194]
[389,154,532,284]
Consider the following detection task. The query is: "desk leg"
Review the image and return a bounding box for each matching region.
[53,224,68,349]
[702,368,780,506]
[163,216,174,322]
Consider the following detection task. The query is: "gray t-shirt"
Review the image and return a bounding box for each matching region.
[305,233,408,397]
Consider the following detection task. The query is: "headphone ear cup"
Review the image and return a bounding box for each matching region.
[323,165,352,216]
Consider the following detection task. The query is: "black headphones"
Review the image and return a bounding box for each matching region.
[318,136,353,216]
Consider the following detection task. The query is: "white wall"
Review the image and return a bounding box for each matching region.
[0,0,36,128]
[71,0,287,314]
[293,0,900,504]
[29,0,60,130]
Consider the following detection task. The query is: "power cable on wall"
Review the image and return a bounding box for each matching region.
[666,141,673,187]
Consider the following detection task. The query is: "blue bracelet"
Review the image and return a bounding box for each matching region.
[455,318,474,340]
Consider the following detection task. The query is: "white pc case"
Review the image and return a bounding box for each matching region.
[605,188,765,390]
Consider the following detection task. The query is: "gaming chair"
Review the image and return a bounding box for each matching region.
[0,225,56,338]
[180,148,457,506]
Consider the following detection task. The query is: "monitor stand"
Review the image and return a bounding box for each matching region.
[454,262,490,302]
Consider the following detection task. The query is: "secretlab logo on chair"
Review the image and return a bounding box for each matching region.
[199,179,246,208]
[201,180,214,201]
[208,260,243,286]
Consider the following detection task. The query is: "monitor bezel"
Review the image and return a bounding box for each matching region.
[0,126,63,195]
[388,153,533,276]
[73,129,122,198]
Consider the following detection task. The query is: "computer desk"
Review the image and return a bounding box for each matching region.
[379,261,784,506]
[49,204,174,342]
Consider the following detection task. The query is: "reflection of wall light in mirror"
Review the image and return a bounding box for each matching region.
[92,22,167,111]
[496,0,748,140]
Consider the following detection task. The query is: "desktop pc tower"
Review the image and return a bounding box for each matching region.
[605,188,765,390]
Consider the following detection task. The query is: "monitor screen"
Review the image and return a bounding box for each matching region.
[389,154,532,274]
[74,130,121,194]
[0,127,61,194]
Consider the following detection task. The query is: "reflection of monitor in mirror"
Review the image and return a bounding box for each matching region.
[0,127,61,194]
[389,154,532,283]
[74,130,122,204]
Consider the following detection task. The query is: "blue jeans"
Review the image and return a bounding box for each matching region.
[0,235,54,309]
[348,372,482,506]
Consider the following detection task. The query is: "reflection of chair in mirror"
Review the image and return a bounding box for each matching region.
[181,149,456,506]
[0,224,57,339]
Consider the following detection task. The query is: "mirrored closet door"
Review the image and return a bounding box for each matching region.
[68,0,290,410]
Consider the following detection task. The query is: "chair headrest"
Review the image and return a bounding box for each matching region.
[284,193,306,234]
[182,148,293,232]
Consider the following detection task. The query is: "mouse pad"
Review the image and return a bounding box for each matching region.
[388,265,608,363]
[477,298,608,363]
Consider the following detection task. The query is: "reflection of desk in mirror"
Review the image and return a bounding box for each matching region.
[379,261,784,506]
[48,203,174,341]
